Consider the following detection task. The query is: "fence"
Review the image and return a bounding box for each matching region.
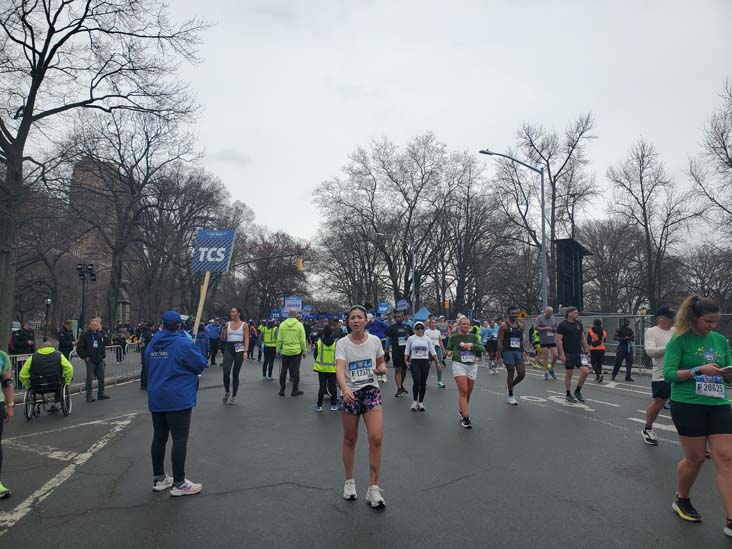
[10,342,143,397]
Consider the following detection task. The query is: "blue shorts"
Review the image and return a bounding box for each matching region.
[338,385,382,416]
[503,351,524,366]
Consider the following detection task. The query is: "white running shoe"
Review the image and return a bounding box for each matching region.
[152,475,174,492]
[222,393,229,404]
[170,479,202,497]
[418,403,426,412]
[410,401,418,412]
[366,485,386,508]
[343,479,357,500]
[228,397,238,405]
[507,396,518,406]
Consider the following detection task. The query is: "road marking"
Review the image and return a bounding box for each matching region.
[520,395,548,402]
[546,394,595,412]
[6,412,140,441]
[3,440,77,462]
[0,413,138,536]
[524,370,651,396]
[627,418,677,433]
[544,389,620,407]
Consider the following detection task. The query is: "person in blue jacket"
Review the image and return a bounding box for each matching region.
[367,314,390,383]
[194,322,210,359]
[145,311,208,497]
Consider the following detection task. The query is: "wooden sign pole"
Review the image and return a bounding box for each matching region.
[192,271,211,342]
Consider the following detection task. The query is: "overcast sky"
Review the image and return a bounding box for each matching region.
[176,0,732,239]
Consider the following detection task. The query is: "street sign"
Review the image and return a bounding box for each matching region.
[396,299,408,311]
[191,230,236,273]
[284,296,303,312]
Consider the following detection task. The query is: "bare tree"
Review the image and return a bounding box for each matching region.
[689,79,732,237]
[0,0,206,349]
[608,139,699,310]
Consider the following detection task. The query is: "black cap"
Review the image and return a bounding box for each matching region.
[654,305,676,318]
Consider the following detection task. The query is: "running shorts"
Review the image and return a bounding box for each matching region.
[540,343,557,349]
[452,362,478,380]
[651,381,671,400]
[670,401,732,437]
[564,353,587,370]
[338,385,382,416]
[485,340,498,354]
[502,351,524,366]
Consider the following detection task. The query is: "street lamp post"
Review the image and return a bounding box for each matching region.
[479,149,548,309]
[76,263,97,336]
[44,297,52,341]
[409,241,417,316]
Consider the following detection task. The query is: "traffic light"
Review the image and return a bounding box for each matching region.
[297,256,303,271]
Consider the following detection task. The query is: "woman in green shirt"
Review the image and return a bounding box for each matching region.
[663,295,732,536]
[446,317,485,429]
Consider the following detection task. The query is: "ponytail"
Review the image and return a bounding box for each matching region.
[674,294,720,337]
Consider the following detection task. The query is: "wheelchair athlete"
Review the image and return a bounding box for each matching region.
[20,342,74,414]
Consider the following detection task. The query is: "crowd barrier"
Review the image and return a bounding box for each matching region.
[10,343,143,397]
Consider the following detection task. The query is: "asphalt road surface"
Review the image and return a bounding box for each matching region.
[2,357,732,548]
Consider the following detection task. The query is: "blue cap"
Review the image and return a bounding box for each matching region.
[161,310,182,323]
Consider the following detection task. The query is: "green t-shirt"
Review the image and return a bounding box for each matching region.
[446,333,485,365]
[663,331,732,406]
[0,351,10,404]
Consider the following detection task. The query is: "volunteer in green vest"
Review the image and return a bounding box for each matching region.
[261,320,278,381]
[0,349,14,499]
[663,295,732,537]
[313,326,338,412]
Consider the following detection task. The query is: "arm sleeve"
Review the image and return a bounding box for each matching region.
[300,325,307,354]
[183,341,208,374]
[276,325,283,353]
[335,339,346,362]
[61,355,74,385]
[644,329,665,358]
[19,356,32,389]
[663,336,683,383]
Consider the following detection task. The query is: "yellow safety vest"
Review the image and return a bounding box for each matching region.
[263,327,278,347]
[313,339,336,373]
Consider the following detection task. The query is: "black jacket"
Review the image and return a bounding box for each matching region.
[76,330,107,363]
[11,328,35,355]
[57,327,76,351]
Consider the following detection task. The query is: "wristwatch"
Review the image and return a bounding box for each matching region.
[690,367,699,376]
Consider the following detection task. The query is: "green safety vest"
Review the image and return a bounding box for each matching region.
[263,327,278,347]
[313,339,336,373]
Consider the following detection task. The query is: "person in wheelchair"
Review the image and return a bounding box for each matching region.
[20,342,74,416]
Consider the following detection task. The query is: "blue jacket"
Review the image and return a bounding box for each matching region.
[193,330,210,358]
[367,319,389,339]
[145,330,208,413]
[204,324,222,340]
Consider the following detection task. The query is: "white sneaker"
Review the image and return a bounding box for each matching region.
[507,396,518,406]
[418,403,426,412]
[343,478,357,500]
[152,475,173,492]
[410,401,418,412]
[222,393,229,404]
[366,485,386,508]
[170,479,202,496]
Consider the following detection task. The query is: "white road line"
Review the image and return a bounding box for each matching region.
[6,412,140,441]
[0,414,137,536]
[524,370,651,396]
[3,440,77,462]
[636,410,672,420]
[544,389,620,407]
[626,417,677,433]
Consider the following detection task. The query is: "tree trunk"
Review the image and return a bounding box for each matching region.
[0,156,22,351]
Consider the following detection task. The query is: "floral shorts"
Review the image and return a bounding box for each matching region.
[338,385,382,416]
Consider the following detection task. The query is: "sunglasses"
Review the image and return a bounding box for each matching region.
[415,326,424,330]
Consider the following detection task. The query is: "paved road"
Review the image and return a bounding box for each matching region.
[2,358,731,548]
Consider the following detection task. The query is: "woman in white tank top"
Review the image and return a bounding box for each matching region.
[219,307,249,405]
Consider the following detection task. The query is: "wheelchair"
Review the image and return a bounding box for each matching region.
[23,372,72,421]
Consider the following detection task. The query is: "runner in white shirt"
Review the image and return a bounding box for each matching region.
[425,319,446,388]
[405,322,440,411]
[336,305,388,508]
[641,305,676,445]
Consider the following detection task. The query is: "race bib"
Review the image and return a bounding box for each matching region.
[580,354,589,366]
[234,342,245,353]
[92,340,99,349]
[349,359,374,386]
[460,350,475,363]
[546,331,554,338]
[510,337,521,349]
[695,375,725,399]
[397,336,407,347]
[412,345,429,359]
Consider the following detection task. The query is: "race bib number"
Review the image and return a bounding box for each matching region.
[546,331,554,338]
[510,337,521,349]
[695,375,725,399]
[349,359,374,386]
[93,340,99,349]
[234,342,245,353]
[412,345,429,359]
[460,350,475,363]
[397,336,407,347]
[580,354,589,366]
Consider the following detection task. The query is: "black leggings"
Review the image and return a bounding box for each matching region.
[612,346,633,379]
[221,342,244,396]
[506,364,526,396]
[317,371,337,407]
[410,360,431,402]
[262,346,276,377]
[590,350,605,379]
[151,408,192,484]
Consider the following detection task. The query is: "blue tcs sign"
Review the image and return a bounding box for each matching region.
[192,230,236,273]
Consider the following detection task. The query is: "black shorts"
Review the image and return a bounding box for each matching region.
[541,343,557,349]
[565,353,588,370]
[485,340,497,353]
[670,401,732,437]
[392,353,407,369]
[651,381,671,400]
